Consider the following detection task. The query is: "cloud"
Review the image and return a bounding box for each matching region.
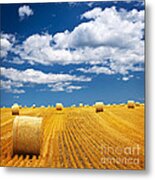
[11,57,25,65]
[86,2,95,7]
[0,38,12,57]
[18,5,34,20]
[2,6,144,80]
[18,34,53,65]
[1,67,91,84]
[0,33,15,58]
[48,82,70,92]
[0,80,24,94]
[1,80,23,89]
[48,82,82,92]
[78,7,144,48]
[68,2,95,7]
[66,85,82,93]
[78,66,115,75]
[81,7,102,19]
[14,95,19,99]
[0,67,91,93]
[122,75,134,81]
[11,89,25,94]
[68,2,80,7]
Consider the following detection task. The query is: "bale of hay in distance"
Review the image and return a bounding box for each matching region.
[12,103,19,115]
[56,103,63,110]
[127,100,135,108]
[135,102,140,106]
[95,102,104,112]
[13,116,43,155]
[79,103,83,107]
[32,104,36,108]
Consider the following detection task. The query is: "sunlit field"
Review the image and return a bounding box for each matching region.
[0,104,144,169]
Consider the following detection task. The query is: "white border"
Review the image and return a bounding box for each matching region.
[0,0,155,180]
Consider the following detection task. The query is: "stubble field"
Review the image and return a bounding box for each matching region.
[0,104,144,169]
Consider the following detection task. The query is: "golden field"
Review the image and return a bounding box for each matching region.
[0,104,145,169]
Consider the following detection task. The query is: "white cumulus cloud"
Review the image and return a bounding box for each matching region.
[0,80,24,94]
[78,66,115,75]
[17,7,144,73]
[2,6,144,81]
[0,67,91,93]
[66,85,82,93]
[18,5,34,20]
[0,33,15,58]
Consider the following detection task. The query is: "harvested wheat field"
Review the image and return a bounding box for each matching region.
[0,104,145,169]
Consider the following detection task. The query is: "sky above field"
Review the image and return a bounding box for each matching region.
[0,0,145,107]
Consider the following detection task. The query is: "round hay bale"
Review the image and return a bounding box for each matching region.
[127,100,135,108]
[79,103,83,107]
[135,102,140,106]
[32,104,36,108]
[13,116,43,155]
[56,103,63,110]
[95,102,104,113]
[12,103,19,115]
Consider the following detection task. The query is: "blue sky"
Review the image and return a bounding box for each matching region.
[0,1,145,107]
